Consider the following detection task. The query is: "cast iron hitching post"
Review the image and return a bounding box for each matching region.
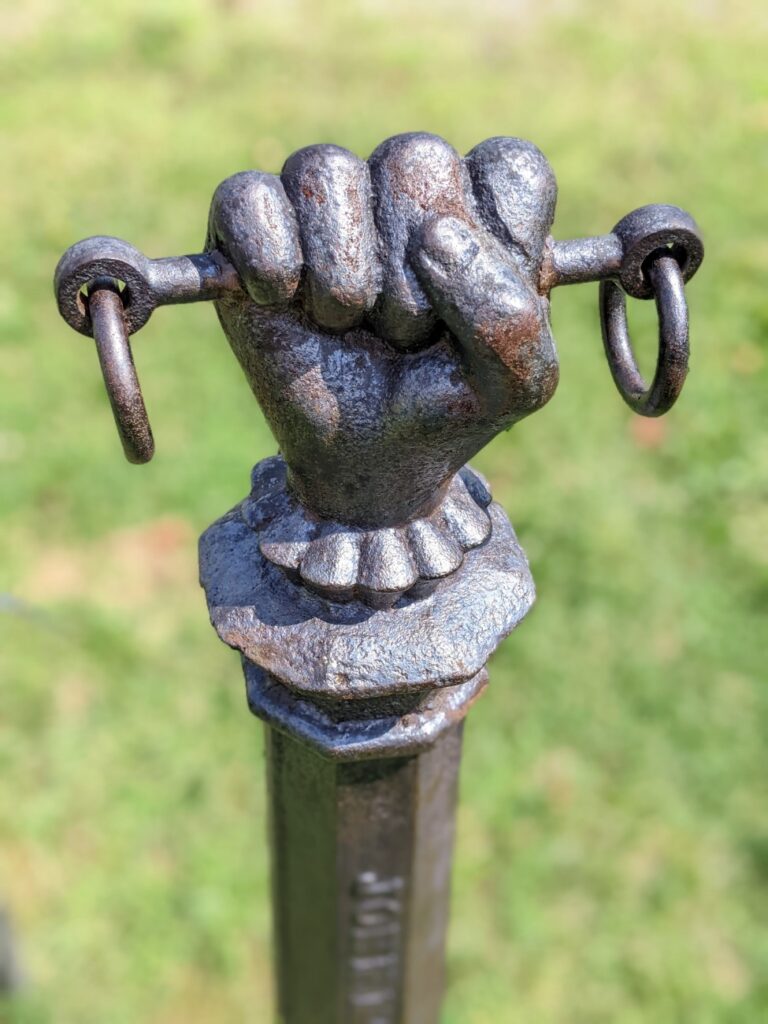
[54,134,703,1023]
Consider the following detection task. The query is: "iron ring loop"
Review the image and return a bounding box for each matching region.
[54,236,156,338]
[87,282,155,463]
[599,254,689,417]
[611,204,704,299]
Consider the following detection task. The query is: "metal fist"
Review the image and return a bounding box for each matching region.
[54,133,702,603]
[208,133,559,530]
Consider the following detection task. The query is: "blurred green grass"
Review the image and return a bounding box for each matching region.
[1,1,767,1021]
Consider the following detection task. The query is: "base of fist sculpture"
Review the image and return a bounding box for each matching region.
[199,455,534,759]
[243,455,493,607]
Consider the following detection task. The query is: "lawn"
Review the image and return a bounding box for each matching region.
[1,1,767,1021]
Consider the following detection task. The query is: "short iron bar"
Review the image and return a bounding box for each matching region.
[546,234,623,286]
[66,233,637,320]
[142,235,630,300]
[156,239,633,302]
[55,203,702,466]
[145,251,241,305]
[84,242,686,466]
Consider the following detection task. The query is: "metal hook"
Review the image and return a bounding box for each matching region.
[599,253,689,417]
[87,281,155,463]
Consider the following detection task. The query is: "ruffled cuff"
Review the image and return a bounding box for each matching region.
[241,457,493,608]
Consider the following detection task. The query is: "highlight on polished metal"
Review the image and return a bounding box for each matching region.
[54,134,703,1024]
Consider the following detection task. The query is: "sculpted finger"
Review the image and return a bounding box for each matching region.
[207,171,302,306]
[368,132,471,349]
[413,215,559,418]
[281,145,381,331]
[465,137,557,279]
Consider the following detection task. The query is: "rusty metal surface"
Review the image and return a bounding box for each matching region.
[53,133,704,1024]
[266,724,463,1024]
[245,664,487,762]
[199,477,534,701]
[543,233,624,287]
[209,136,558,542]
[601,255,690,415]
[87,283,155,463]
[608,203,703,300]
[54,135,702,601]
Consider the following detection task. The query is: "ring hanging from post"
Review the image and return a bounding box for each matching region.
[599,253,690,417]
[53,236,241,463]
[87,281,155,464]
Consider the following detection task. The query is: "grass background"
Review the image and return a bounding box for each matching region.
[1,0,766,1020]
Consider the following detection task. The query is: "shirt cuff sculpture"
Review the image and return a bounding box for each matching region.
[54,133,703,1024]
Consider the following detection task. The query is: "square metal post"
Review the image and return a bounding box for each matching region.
[266,725,463,1024]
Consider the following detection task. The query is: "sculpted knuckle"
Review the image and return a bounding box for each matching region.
[476,294,542,358]
[208,170,301,306]
[280,144,379,328]
[212,137,561,416]
[466,136,557,276]
[370,133,466,216]
[419,216,474,263]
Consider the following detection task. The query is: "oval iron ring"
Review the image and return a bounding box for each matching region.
[87,282,155,464]
[599,254,689,417]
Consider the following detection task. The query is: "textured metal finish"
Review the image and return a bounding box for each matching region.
[609,203,704,300]
[54,236,240,336]
[209,135,558,540]
[601,255,689,415]
[544,233,623,287]
[246,663,487,762]
[266,724,463,1024]
[87,282,154,464]
[52,133,704,1024]
[241,455,494,607]
[199,473,534,702]
[53,161,703,504]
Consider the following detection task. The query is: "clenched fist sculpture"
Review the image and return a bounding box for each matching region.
[209,134,557,603]
[55,133,703,607]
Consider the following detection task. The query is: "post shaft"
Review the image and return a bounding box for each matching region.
[266,725,464,1024]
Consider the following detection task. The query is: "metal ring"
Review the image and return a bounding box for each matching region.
[87,283,155,463]
[612,204,704,300]
[54,236,156,338]
[599,254,689,417]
